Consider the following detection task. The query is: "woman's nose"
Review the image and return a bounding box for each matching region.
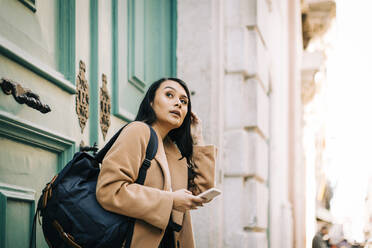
[174,99,182,107]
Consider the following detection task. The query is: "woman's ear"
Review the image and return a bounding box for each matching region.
[150,101,153,107]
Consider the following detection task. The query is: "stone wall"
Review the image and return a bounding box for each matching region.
[178,0,302,247]
[224,0,270,247]
[178,0,225,247]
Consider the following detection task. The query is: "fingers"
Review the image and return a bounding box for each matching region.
[188,195,204,210]
[183,189,192,195]
[190,112,200,124]
[189,201,203,210]
[173,189,206,211]
[191,196,204,203]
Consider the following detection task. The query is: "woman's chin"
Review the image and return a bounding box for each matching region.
[168,119,182,129]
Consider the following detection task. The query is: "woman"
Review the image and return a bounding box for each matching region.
[96,78,216,248]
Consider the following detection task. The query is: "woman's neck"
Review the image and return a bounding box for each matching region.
[151,122,170,140]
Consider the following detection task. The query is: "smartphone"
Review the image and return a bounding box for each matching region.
[197,188,222,202]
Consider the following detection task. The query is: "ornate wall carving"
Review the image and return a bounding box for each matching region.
[100,74,111,140]
[76,60,89,133]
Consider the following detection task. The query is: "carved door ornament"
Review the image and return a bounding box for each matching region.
[0,78,51,113]
[76,60,89,134]
[100,74,111,140]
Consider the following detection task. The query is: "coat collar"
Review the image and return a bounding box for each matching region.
[153,131,172,191]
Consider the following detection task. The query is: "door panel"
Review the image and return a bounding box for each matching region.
[0,137,58,189]
[0,1,74,248]
[2,191,34,248]
[114,0,176,121]
[0,0,57,70]
[0,137,58,248]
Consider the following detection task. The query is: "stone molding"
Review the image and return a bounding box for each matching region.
[302,0,336,49]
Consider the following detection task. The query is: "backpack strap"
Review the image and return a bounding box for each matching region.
[95,123,157,167]
[135,125,158,184]
[95,124,128,163]
[95,122,158,184]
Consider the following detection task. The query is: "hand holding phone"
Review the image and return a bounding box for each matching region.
[197,188,222,202]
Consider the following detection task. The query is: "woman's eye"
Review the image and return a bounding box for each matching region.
[166,92,173,98]
[180,99,188,105]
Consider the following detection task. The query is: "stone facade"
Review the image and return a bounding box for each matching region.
[178,0,304,247]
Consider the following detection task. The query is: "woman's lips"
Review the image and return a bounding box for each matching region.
[170,110,181,117]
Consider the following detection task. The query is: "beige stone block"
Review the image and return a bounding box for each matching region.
[246,28,270,93]
[191,197,222,248]
[241,0,257,27]
[226,27,249,74]
[223,177,245,233]
[224,231,267,248]
[248,131,269,181]
[247,232,268,248]
[243,179,268,229]
[224,130,268,181]
[225,76,269,138]
[224,130,250,176]
[246,79,269,138]
[224,73,247,127]
[224,231,249,248]
[225,0,241,27]
[242,0,271,46]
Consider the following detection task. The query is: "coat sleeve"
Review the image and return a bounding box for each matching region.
[190,145,217,195]
[96,122,173,230]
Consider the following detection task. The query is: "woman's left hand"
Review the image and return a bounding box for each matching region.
[190,112,205,146]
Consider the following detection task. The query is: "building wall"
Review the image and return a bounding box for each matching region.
[177,1,225,247]
[0,0,304,246]
[178,0,304,247]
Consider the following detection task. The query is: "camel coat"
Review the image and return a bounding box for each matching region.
[96,121,216,248]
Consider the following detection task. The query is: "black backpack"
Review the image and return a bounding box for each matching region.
[30,124,158,248]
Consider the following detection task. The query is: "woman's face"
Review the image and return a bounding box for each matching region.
[151,80,189,129]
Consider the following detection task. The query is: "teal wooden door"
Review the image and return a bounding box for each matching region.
[113,0,177,121]
[0,0,75,247]
[0,0,176,247]
[0,125,74,248]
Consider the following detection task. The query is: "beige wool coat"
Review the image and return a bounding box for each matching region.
[96,121,216,248]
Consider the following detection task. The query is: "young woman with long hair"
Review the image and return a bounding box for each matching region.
[96,78,216,248]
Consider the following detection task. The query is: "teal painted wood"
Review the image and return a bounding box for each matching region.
[111,0,136,122]
[90,0,99,146]
[171,0,177,77]
[112,0,177,122]
[128,0,146,92]
[0,111,75,246]
[0,35,76,94]
[58,0,76,84]
[111,0,120,119]
[0,183,35,248]
[0,191,5,248]
[0,110,75,171]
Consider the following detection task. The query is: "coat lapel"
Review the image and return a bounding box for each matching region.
[154,134,172,191]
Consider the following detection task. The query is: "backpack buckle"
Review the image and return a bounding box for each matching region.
[143,158,151,168]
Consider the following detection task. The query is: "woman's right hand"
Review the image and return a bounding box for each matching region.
[172,189,204,212]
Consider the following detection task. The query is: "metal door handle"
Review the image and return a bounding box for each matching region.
[0,78,51,114]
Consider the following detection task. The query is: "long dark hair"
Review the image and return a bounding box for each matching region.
[135,78,195,168]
